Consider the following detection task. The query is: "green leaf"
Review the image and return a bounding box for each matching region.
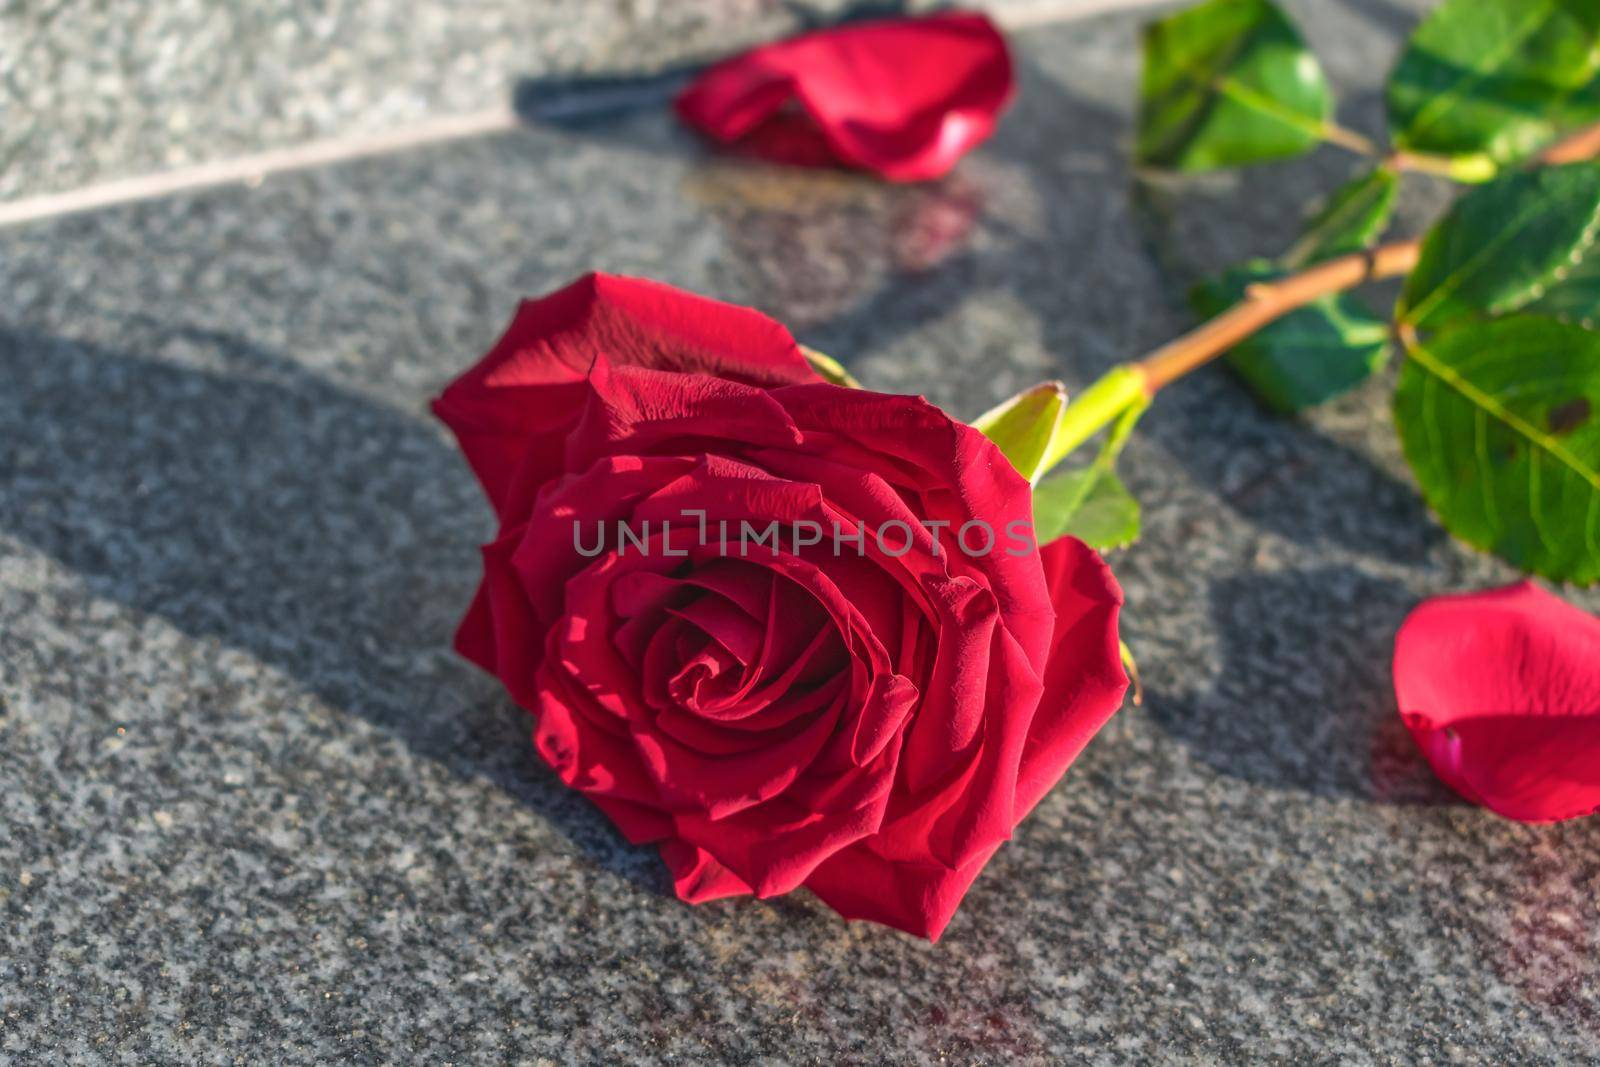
[1284,166,1399,267]
[1191,261,1390,413]
[1033,465,1142,550]
[1522,240,1600,328]
[1394,316,1600,584]
[1397,163,1600,330]
[1388,0,1600,168]
[1137,0,1332,171]
[973,381,1069,485]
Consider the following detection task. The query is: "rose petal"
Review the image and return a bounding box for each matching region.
[533,661,662,809]
[554,546,685,723]
[672,786,892,899]
[671,592,767,666]
[675,12,1013,181]
[659,840,755,903]
[511,453,699,624]
[432,272,816,518]
[472,527,545,709]
[653,673,847,757]
[771,384,1055,666]
[872,614,1042,870]
[803,838,1003,941]
[451,580,497,677]
[633,699,843,821]
[1013,535,1128,819]
[805,537,1123,938]
[589,794,673,846]
[1393,581,1600,822]
[566,358,804,475]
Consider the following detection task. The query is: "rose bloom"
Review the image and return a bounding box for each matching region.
[434,273,1126,939]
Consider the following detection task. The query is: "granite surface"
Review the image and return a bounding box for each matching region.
[0,0,1111,201]
[4,1,1600,1063]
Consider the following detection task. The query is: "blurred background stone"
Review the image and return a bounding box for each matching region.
[0,0,1142,201]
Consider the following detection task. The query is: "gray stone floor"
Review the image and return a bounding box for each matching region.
[3,1,1599,1063]
[0,0,1104,201]
[0,0,833,199]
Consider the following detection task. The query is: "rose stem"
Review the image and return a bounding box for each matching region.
[1027,122,1600,472]
[1318,121,1380,158]
[1128,119,1600,398]
[1130,239,1420,393]
[1538,120,1600,164]
[1320,121,1495,181]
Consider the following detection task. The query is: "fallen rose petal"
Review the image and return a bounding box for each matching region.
[675,11,1013,181]
[1392,581,1600,822]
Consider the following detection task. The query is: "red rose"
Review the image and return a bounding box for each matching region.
[434,273,1126,939]
[1393,581,1600,823]
[674,11,1013,182]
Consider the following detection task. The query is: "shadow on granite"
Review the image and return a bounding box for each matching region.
[1138,370,1448,564]
[0,323,670,899]
[1147,565,1458,807]
[506,21,1017,333]
[730,50,1131,348]
[514,69,697,127]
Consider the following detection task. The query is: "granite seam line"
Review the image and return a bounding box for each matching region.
[0,107,520,227]
[0,0,1172,229]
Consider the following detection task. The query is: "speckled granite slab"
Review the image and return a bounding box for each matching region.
[0,0,1120,201]
[2,1,1597,1063]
